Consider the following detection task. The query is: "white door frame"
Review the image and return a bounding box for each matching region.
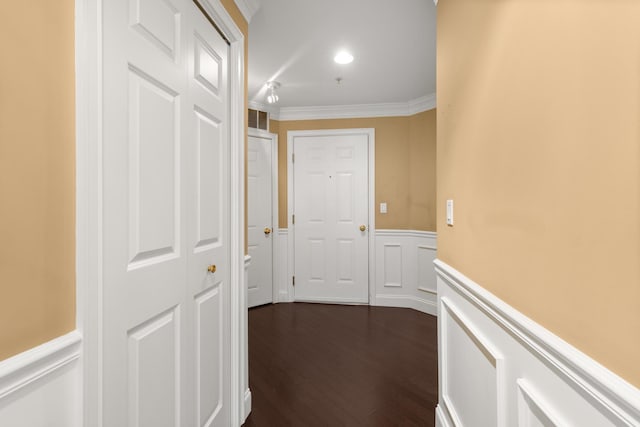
[248,128,279,305]
[75,0,248,425]
[286,128,376,304]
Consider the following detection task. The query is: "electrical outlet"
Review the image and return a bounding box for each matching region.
[446,200,454,226]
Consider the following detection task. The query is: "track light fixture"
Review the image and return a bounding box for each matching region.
[266,81,280,104]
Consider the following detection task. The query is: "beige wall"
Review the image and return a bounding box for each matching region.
[272,111,437,231]
[409,110,437,231]
[438,0,640,386]
[0,1,248,361]
[0,1,76,360]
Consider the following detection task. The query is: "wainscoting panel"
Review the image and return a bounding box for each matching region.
[277,229,438,310]
[382,244,403,288]
[374,230,437,315]
[276,229,292,302]
[441,297,505,427]
[435,260,640,427]
[0,331,82,427]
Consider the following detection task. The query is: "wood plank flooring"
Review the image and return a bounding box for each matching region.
[243,303,438,426]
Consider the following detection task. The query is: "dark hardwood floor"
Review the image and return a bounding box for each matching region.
[243,303,438,426]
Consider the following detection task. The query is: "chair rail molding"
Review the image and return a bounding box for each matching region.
[0,331,82,426]
[435,259,640,427]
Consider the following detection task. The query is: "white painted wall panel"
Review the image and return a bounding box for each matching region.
[435,260,640,427]
[277,229,438,310]
[276,229,291,302]
[417,245,437,294]
[374,230,438,315]
[382,244,402,288]
[441,298,503,427]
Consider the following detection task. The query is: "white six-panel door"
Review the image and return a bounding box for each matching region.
[247,132,275,308]
[102,0,230,425]
[293,132,370,303]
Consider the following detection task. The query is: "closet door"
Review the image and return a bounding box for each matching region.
[101,0,230,425]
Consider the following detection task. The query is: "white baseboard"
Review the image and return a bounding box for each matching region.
[435,404,451,427]
[243,388,252,423]
[374,294,437,316]
[0,331,82,427]
[435,259,640,426]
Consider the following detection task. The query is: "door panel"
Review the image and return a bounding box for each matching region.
[128,308,180,427]
[187,7,229,427]
[130,0,179,58]
[247,134,274,308]
[102,1,230,425]
[195,284,223,426]
[127,68,180,268]
[293,133,369,303]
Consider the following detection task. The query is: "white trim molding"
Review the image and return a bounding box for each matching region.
[376,229,437,239]
[275,93,436,121]
[408,93,437,115]
[435,259,640,426]
[242,255,252,422]
[197,2,248,425]
[276,228,292,302]
[0,331,82,426]
[233,0,260,23]
[0,331,81,400]
[374,229,437,316]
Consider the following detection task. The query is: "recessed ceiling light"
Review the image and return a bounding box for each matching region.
[334,51,354,65]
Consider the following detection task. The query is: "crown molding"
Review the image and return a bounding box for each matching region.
[408,93,437,115]
[249,93,436,122]
[233,0,260,23]
[275,93,436,121]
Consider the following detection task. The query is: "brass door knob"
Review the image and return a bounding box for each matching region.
[359,225,367,232]
[207,265,217,273]
[264,227,272,235]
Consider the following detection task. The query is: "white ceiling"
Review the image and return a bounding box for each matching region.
[247,0,437,109]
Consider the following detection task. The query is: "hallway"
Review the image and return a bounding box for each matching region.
[243,303,438,426]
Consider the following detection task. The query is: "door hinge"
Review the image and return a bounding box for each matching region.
[292,214,295,225]
[292,276,295,286]
[292,153,295,163]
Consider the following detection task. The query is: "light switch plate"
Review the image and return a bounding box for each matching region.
[380,202,387,214]
[446,200,454,226]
